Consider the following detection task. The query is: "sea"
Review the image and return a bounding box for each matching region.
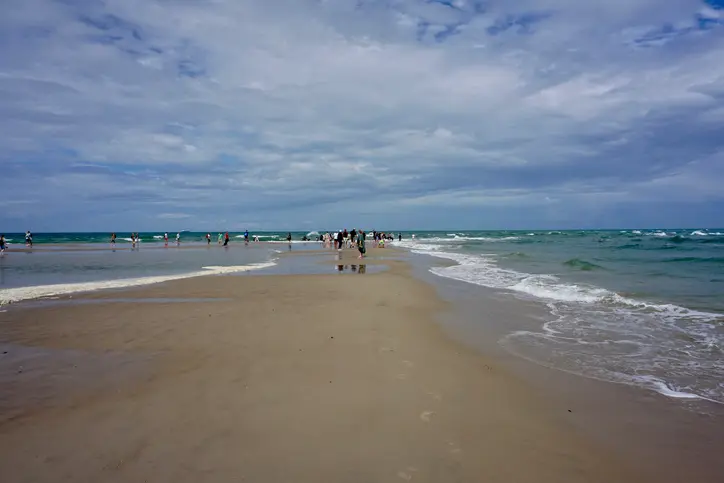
[0,231,325,305]
[1,228,723,404]
[395,229,724,405]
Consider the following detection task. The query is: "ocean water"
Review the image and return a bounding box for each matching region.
[395,229,724,404]
[0,231,333,246]
[0,238,325,306]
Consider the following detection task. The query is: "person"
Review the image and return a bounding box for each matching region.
[336,230,343,250]
[164,232,168,247]
[111,232,117,246]
[25,231,33,248]
[357,230,366,259]
[0,234,6,255]
[224,232,230,246]
[176,232,180,246]
[218,233,223,245]
[286,232,292,243]
[131,233,136,249]
[398,233,402,242]
[244,230,249,243]
[254,235,260,242]
[206,233,211,245]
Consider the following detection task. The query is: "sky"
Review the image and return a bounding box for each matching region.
[1,0,723,231]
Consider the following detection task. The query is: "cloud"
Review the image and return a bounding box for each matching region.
[1,0,723,230]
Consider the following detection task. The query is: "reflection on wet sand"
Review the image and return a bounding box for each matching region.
[336,264,367,273]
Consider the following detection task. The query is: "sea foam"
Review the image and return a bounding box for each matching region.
[0,262,276,306]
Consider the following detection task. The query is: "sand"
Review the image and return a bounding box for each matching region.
[0,248,647,482]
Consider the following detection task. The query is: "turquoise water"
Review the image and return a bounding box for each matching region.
[1,231,331,245]
[396,229,724,404]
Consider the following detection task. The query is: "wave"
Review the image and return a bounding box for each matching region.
[615,243,641,250]
[0,262,277,306]
[664,256,724,264]
[563,258,605,271]
[396,239,724,403]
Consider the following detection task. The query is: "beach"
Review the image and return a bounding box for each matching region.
[0,246,653,483]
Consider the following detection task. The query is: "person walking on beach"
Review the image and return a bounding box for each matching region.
[357,230,366,259]
[25,231,33,248]
[244,230,249,243]
[0,234,6,255]
[206,233,211,245]
[286,232,292,244]
[111,232,116,246]
[224,232,230,246]
[176,232,180,246]
[218,233,223,245]
[131,233,136,249]
[164,232,168,247]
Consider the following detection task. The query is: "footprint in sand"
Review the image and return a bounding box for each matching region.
[419,411,435,422]
[425,391,442,401]
[397,467,419,480]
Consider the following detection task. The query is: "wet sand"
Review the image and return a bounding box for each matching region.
[0,248,647,482]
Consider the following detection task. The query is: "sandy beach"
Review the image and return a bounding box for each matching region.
[1,247,649,482]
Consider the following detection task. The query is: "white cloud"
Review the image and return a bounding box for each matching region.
[0,0,723,229]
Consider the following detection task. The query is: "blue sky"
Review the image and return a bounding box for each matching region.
[1,0,723,231]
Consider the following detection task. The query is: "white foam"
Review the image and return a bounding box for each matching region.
[0,261,276,306]
[691,230,708,236]
[630,376,705,399]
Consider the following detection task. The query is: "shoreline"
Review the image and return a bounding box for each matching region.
[415,261,724,482]
[0,247,650,482]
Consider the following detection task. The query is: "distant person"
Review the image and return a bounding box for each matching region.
[244,230,249,243]
[218,233,223,244]
[254,235,260,242]
[176,232,180,246]
[164,232,168,246]
[224,232,230,246]
[0,234,6,255]
[286,232,292,243]
[131,233,136,249]
[25,231,33,247]
[111,232,117,246]
[206,233,211,245]
[398,233,402,241]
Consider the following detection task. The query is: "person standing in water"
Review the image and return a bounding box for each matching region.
[224,232,230,246]
[244,230,249,243]
[218,233,223,245]
[176,232,181,246]
[0,234,6,255]
[164,232,168,247]
[206,233,211,245]
[25,231,33,248]
[286,232,292,243]
[110,232,116,247]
